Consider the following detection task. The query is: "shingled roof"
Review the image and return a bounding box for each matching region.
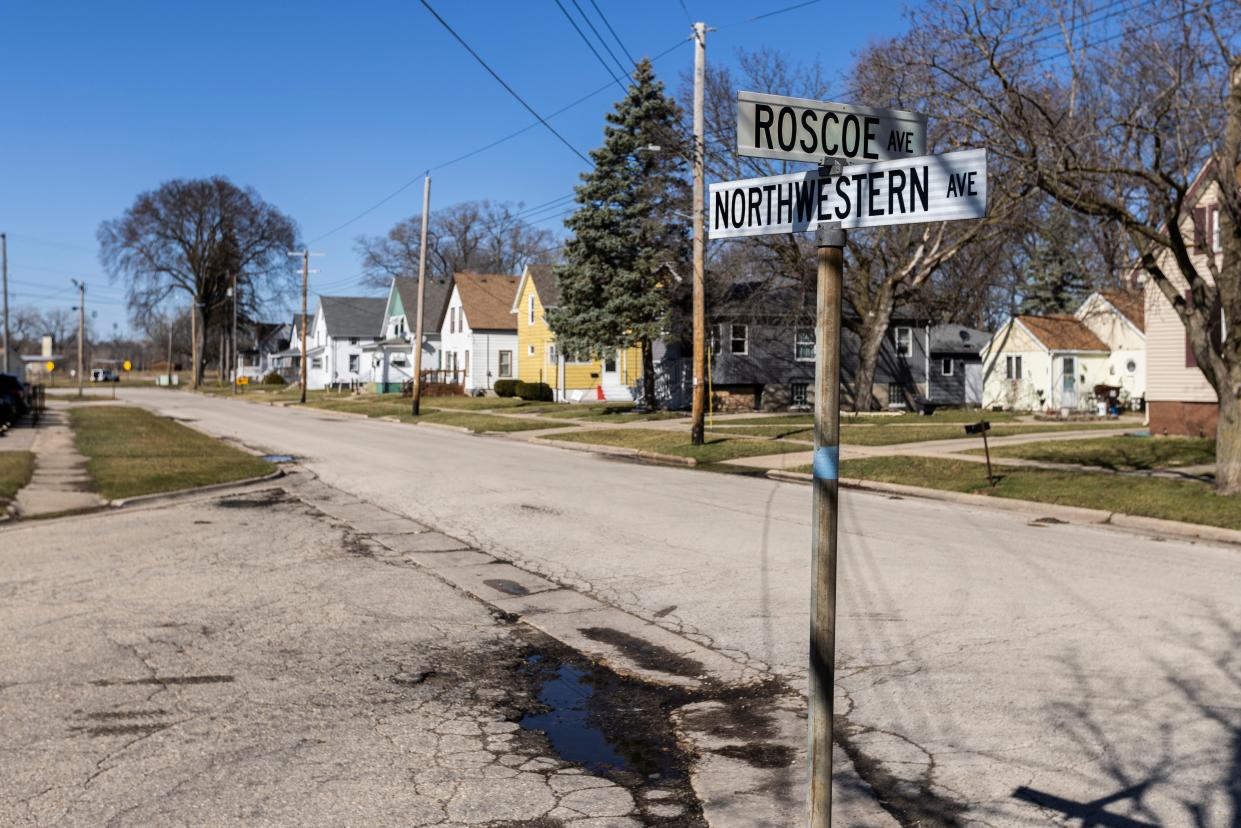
[318,296,387,338]
[393,276,452,332]
[1099,290,1145,332]
[455,273,520,331]
[526,264,560,308]
[1017,315,1108,352]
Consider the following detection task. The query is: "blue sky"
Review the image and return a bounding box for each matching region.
[0,0,909,337]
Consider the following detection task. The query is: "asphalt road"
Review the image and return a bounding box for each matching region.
[123,390,1241,826]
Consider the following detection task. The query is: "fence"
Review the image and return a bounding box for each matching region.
[401,370,465,398]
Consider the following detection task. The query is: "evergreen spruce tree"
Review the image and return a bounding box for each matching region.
[547,59,691,408]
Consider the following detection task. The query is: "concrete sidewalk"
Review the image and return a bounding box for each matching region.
[12,405,105,516]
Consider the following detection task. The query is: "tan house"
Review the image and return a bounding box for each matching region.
[1144,166,1224,437]
[982,314,1111,411]
[1075,289,1146,401]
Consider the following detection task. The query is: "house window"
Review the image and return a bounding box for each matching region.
[1005,355,1022,379]
[794,328,815,361]
[790,382,809,406]
[710,324,721,355]
[527,344,535,357]
[893,327,913,358]
[349,337,359,346]
[311,357,322,370]
[887,383,906,408]
[528,294,535,325]
[464,351,470,376]
[348,354,359,373]
[498,350,513,377]
[547,344,557,363]
[1126,358,1137,374]
[730,323,748,355]
[941,358,954,376]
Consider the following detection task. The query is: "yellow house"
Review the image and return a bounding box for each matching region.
[510,264,642,402]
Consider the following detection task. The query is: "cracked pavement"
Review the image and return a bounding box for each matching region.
[0,487,698,826]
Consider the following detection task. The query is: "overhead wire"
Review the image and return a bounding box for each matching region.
[553,0,628,93]
[588,0,637,65]
[418,0,592,166]
[568,0,630,78]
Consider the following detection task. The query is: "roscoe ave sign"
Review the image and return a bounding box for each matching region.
[736,91,928,164]
[708,148,987,239]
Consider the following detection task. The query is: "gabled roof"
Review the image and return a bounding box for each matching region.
[1097,290,1145,333]
[392,275,452,332]
[454,273,520,331]
[1016,314,1108,352]
[511,263,560,313]
[317,296,387,338]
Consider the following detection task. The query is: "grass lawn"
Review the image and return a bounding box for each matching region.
[70,406,274,500]
[545,428,809,464]
[708,424,814,440]
[0,451,35,503]
[974,435,1215,471]
[412,411,574,432]
[45,393,117,402]
[799,455,1241,530]
[719,409,1027,427]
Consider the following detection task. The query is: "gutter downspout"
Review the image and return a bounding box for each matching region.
[924,323,931,402]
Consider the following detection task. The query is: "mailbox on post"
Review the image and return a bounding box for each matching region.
[964,420,995,485]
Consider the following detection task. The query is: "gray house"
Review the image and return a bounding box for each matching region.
[657,277,989,411]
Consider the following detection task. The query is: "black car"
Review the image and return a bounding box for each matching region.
[0,373,29,424]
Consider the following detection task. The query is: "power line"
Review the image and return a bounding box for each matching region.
[418,0,592,166]
[718,0,824,28]
[569,0,629,78]
[588,0,637,65]
[553,0,627,93]
[307,36,689,245]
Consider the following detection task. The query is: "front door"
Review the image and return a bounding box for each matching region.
[601,353,620,386]
[964,362,982,404]
[1060,356,1077,409]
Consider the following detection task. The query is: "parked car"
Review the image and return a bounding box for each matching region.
[90,368,119,382]
[0,373,29,424]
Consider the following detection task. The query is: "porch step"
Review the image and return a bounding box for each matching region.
[600,384,634,402]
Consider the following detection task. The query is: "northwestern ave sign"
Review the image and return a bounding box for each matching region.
[737,91,928,164]
[708,148,987,239]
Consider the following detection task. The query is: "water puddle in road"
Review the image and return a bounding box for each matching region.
[261,454,296,463]
[518,653,684,781]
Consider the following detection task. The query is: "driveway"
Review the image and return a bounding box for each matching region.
[116,389,1241,825]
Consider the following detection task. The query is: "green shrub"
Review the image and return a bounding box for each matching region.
[494,379,520,397]
[516,381,554,402]
[261,371,286,385]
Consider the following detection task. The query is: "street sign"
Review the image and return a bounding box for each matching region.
[736,91,928,164]
[708,148,986,239]
[237,376,249,386]
[45,361,54,373]
[122,360,132,372]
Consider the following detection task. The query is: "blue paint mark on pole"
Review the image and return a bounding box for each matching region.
[812,445,838,481]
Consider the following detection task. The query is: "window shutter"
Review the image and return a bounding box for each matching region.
[1192,207,1208,253]
[1184,290,1197,368]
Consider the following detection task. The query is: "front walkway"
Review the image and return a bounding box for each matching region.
[13,405,105,516]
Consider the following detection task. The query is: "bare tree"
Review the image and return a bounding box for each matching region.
[355,200,556,289]
[915,0,1241,491]
[97,177,299,387]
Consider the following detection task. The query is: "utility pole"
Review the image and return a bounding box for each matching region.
[167,315,174,388]
[287,250,323,405]
[230,273,238,396]
[689,21,708,445]
[73,280,85,399]
[411,174,431,417]
[1,233,9,376]
[809,217,845,828]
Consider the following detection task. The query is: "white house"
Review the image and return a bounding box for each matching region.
[439,272,519,393]
[365,275,451,394]
[981,314,1111,412]
[1074,290,1146,402]
[304,296,386,390]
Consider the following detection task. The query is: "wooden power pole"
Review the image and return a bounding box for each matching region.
[287,250,322,404]
[1,233,9,376]
[73,280,85,398]
[231,272,238,395]
[411,174,431,417]
[689,21,708,445]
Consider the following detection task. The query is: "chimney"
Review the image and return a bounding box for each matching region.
[42,335,54,358]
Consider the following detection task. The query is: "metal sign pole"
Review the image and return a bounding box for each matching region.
[810,219,845,828]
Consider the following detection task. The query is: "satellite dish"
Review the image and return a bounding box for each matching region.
[958,329,970,341]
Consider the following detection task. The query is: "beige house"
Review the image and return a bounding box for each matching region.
[981,314,1111,412]
[1074,290,1146,402]
[1144,167,1224,437]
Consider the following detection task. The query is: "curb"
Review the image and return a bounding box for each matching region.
[527,436,696,467]
[109,468,286,509]
[415,420,474,435]
[764,469,1241,548]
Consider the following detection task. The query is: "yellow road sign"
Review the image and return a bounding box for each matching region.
[45,361,55,372]
[122,360,132,372]
[237,376,250,385]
